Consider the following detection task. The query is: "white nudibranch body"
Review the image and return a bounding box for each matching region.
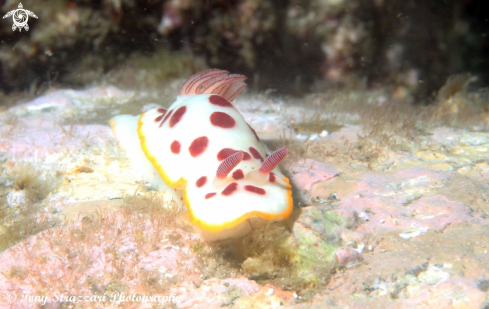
[110,69,293,240]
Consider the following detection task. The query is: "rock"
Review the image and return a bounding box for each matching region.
[401,277,487,309]
[288,159,341,192]
[1,84,489,308]
[321,168,487,235]
[286,159,341,205]
[335,247,363,267]
[240,206,342,290]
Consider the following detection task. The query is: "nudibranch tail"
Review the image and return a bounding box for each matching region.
[216,151,244,179]
[259,147,288,174]
[178,69,247,102]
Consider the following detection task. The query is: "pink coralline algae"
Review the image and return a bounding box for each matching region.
[331,168,485,234]
[400,277,487,309]
[288,159,341,192]
[1,87,131,161]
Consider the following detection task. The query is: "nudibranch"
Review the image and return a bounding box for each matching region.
[110,69,293,240]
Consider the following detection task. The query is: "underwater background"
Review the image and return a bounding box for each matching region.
[0,0,488,308]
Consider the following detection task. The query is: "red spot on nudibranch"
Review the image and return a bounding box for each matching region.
[244,185,266,195]
[217,148,251,161]
[247,124,260,142]
[217,148,235,161]
[171,140,181,154]
[169,106,186,128]
[249,147,264,162]
[205,192,216,199]
[155,109,168,123]
[196,176,207,188]
[189,136,209,157]
[232,169,244,180]
[209,95,233,107]
[221,182,238,196]
[269,172,276,182]
[160,109,173,127]
[210,112,235,128]
[155,114,164,122]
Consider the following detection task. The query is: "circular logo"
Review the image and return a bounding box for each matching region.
[4,292,17,303]
[13,10,28,28]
